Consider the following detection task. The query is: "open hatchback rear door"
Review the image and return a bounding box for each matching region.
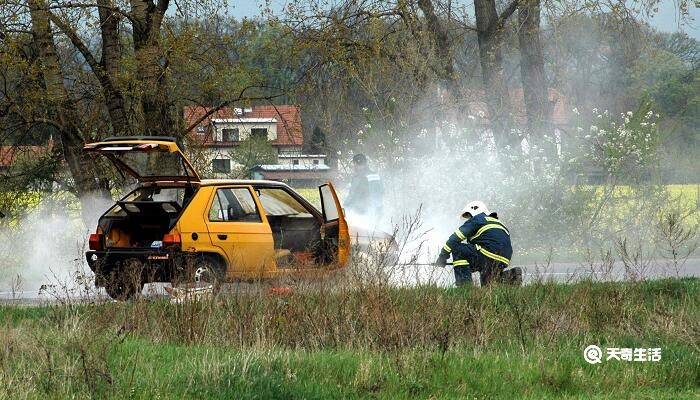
[83,137,200,183]
[319,182,350,267]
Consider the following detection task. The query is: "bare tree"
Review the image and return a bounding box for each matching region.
[131,0,175,136]
[517,0,549,144]
[48,7,129,136]
[28,0,110,223]
[474,0,519,146]
[416,0,456,89]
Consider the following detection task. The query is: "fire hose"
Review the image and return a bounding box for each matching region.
[412,262,521,274]
[412,262,453,267]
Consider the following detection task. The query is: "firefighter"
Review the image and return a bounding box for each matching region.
[344,153,383,219]
[435,201,513,287]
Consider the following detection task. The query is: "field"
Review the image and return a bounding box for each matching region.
[668,184,700,224]
[1,278,698,399]
[1,184,698,398]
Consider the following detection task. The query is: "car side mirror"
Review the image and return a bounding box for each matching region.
[227,207,236,221]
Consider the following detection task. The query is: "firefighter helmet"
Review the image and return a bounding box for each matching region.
[461,200,489,219]
[352,153,367,166]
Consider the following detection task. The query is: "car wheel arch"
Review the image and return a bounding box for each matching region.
[198,252,227,272]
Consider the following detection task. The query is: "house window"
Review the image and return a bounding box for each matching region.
[313,159,319,165]
[196,126,206,135]
[251,128,268,139]
[292,160,299,165]
[222,128,239,142]
[212,159,231,173]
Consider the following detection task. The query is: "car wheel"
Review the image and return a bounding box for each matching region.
[105,259,144,301]
[105,279,143,301]
[174,255,226,292]
[194,256,225,287]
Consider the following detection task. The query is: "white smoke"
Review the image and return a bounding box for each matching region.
[337,99,572,286]
[0,198,102,298]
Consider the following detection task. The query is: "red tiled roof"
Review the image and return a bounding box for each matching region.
[183,105,303,146]
[0,145,51,168]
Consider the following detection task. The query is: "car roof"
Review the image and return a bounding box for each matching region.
[142,179,296,188]
[199,179,292,188]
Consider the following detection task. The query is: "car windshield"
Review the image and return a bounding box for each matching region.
[105,187,188,217]
[257,188,313,217]
[114,151,197,179]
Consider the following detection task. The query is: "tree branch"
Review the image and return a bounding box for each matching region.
[46,2,135,25]
[485,0,520,36]
[48,14,102,80]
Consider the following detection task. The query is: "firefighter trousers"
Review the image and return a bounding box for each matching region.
[451,242,507,287]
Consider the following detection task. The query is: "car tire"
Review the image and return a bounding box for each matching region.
[105,259,144,301]
[194,255,226,289]
[105,276,144,301]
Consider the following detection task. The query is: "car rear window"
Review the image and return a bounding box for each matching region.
[105,187,188,217]
[116,151,197,179]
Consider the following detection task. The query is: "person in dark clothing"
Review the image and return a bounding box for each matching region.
[344,154,383,219]
[435,201,514,287]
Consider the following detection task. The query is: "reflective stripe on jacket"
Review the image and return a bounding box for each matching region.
[440,212,513,265]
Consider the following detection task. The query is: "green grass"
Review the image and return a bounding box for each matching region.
[296,187,322,210]
[86,340,700,399]
[0,305,50,324]
[0,279,698,398]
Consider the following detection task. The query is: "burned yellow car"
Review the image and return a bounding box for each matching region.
[84,137,350,300]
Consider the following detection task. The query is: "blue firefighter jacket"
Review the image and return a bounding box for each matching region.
[345,167,383,216]
[439,212,513,265]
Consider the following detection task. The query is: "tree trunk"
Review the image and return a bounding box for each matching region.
[49,10,129,137]
[97,0,130,135]
[517,0,549,145]
[474,0,514,147]
[130,0,174,136]
[416,0,457,89]
[29,0,110,225]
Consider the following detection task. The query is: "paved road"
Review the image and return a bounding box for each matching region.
[386,257,700,287]
[2,258,699,305]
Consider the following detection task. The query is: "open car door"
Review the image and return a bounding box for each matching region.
[83,137,200,183]
[319,182,350,268]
